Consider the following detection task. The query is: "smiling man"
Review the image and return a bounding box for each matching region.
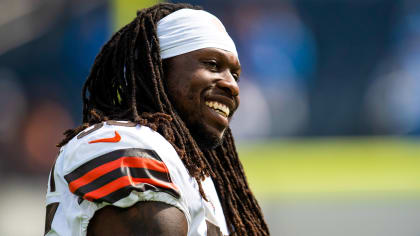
[45,3,269,236]
[165,47,241,149]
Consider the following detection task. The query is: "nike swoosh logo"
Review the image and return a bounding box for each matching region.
[89,131,121,144]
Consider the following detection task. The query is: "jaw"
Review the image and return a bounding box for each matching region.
[186,102,230,150]
[190,124,226,150]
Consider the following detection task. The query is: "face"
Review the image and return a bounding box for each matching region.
[164,48,241,149]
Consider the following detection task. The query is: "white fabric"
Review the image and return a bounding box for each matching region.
[45,121,228,236]
[157,8,238,59]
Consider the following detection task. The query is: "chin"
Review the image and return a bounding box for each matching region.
[190,125,226,150]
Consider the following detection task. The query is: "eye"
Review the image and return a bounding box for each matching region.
[232,72,240,82]
[203,60,218,71]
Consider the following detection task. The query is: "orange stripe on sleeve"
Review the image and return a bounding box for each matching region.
[83,176,179,201]
[69,157,169,193]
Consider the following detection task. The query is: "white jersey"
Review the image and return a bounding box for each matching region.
[45,121,229,236]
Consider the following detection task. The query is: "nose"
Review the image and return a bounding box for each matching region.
[217,70,239,97]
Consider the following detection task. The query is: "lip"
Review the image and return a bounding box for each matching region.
[204,95,237,118]
[203,102,229,128]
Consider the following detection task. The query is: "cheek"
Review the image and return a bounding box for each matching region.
[167,79,188,105]
[186,90,196,101]
[171,88,185,101]
[183,74,205,102]
[169,85,196,117]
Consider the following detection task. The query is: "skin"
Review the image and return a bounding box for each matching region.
[87,47,240,235]
[165,47,241,148]
[87,201,188,236]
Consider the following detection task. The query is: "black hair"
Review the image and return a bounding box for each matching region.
[58,3,269,235]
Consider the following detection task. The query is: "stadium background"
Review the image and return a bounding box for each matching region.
[1,0,420,235]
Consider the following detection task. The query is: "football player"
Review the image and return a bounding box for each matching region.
[45,3,269,236]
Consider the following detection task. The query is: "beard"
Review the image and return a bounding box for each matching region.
[189,124,225,150]
[171,108,226,150]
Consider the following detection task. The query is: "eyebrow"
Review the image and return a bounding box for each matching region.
[202,49,241,71]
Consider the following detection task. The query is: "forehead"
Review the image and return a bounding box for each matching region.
[190,48,241,67]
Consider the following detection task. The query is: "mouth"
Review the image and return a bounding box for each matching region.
[205,100,230,118]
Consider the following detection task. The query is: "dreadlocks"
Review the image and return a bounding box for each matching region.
[58,3,269,235]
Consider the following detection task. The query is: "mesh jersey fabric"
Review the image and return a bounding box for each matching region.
[45,121,229,236]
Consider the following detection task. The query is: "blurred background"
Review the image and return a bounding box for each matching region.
[1,0,420,235]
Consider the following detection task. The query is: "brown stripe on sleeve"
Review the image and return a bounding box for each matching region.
[64,148,162,183]
[64,149,180,203]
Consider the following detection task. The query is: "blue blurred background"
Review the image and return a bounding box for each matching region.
[1,0,420,235]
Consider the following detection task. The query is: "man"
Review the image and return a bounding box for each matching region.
[45,3,269,236]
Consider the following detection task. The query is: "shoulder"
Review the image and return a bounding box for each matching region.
[58,121,177,177]
[46,121,196,235]
[54,121,189,204]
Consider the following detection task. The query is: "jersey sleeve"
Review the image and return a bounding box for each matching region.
[49,121,192,235]
[64,147,180,203]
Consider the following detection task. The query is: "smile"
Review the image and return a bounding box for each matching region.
[205,101,230,118]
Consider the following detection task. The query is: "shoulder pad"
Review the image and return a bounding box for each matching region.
[60,121,180,203]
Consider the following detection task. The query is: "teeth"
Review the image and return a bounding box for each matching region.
[205,101,230,117]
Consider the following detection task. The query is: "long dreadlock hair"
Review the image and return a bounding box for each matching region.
[58,3,269,235]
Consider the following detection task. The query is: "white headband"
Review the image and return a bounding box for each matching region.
[157,8,238,59]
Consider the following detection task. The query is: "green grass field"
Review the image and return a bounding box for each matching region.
[238,137,420,199]
[111,0,161,30]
